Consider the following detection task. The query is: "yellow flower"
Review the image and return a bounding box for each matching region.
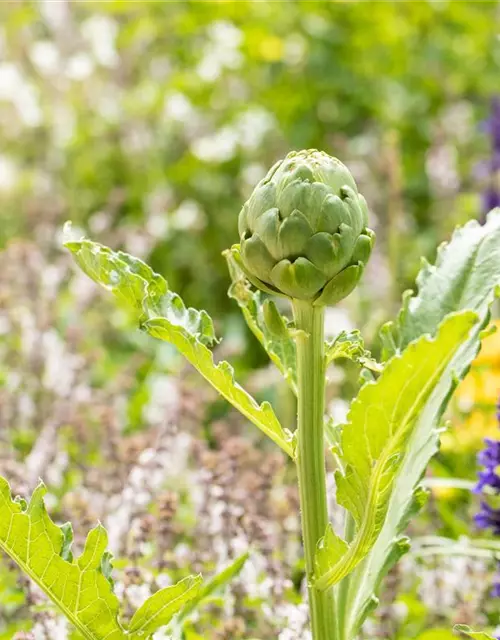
[445,407,499,453]
[259,36,284,62]
[450,322,500,453]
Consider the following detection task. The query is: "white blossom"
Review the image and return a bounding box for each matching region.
[171,199,205,231]
[0,155,19,191]
[39,0,70,30]
[163,93,195,123]
[196,21,243,82]
[82,15,119,67]
[145,374,180,424]
[66,53,94,81]
[30,41,60,75]
[191,126,239,162]
[33,616,68,639]
[0,63,42,126]
[126,583,152,609]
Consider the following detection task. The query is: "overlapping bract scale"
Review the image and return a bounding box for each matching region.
[237,149,374,305]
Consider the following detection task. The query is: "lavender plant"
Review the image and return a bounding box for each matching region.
[2,149,500,639]
[475,398,500,601]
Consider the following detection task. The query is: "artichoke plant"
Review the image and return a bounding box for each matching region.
[236,149,374,306]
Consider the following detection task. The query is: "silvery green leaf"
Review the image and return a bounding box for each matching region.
[66,239,293,457]
[381,209,500,357]
[342,212,500,637]
[314,312,478,595]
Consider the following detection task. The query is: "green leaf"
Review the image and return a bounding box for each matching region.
[325,329,382,372]
[66,239,294,458]
[454,625,497,639]
[178,552,249,622]
[224,248,297,393]
[65,239,216,346]
[128,575,202,639]
[0,476,208,640]
[381,209,500,358]
[0,477,124,640]
[337,211,500,637]
[314,311,478,593]
[341,307,495,636]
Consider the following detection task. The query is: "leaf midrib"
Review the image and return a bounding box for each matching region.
[315,324,468,590]
[347,326,480,635]
[130,581,198,635]
[0,535,114,640]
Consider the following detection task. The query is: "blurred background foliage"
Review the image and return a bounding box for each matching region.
[1,1,500,639]
[1,0,499,316]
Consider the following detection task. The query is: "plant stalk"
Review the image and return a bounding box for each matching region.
[336,513,356,640]
[292,300,336,640]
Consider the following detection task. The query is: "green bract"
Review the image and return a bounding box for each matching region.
[235,149,375,305]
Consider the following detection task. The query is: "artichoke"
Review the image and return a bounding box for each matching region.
[236,149,374,306]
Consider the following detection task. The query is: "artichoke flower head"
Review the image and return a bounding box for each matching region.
[236,149,374,306]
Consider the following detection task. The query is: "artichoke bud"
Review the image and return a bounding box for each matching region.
[238,149,375,306]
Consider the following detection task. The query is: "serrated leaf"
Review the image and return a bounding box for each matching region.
[0,477,206,640]
[454,625,497,639]
[65,239,216,346]
[179,552,249,622]
[224,249,297,393]
[0,477,124,640]
[325,330,382,373]
[344,315,495,636]
[340,212,500,637]
[128,575,202,639]
[381,209,500,358]
[314,312,478,594]
[66,239,293,458]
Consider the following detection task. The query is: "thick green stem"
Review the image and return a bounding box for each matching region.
[293,300,336,640]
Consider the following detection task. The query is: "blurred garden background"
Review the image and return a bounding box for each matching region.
[1,1,500,638]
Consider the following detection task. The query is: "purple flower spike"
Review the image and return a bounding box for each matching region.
[482,187,500,214]
[483,97,500,151]
[474,396,500,495]
[475,501,500,535]
[477,438,500,468]
[493,576,500,598]
[475,469,500,494]
[474,393,500,602]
